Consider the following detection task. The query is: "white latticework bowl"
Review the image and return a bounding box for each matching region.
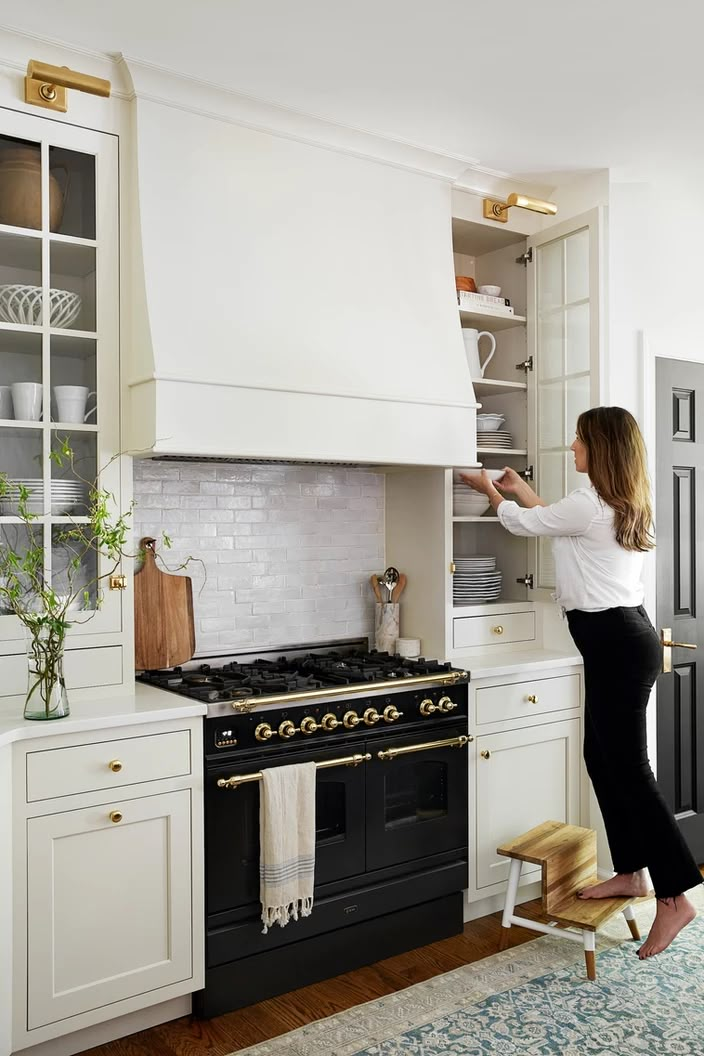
[0,284,82,329]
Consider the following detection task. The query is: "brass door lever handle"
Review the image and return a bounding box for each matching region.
[661,628,697,673]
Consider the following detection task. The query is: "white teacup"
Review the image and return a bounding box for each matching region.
[11,382,42,421]
[0,385,13,420]
[54,386,97,424]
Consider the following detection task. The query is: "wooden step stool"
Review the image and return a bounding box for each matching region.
[497,820,649,980]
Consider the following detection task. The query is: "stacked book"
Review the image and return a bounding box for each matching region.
[457,290,514,315]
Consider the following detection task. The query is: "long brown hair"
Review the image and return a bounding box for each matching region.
[576,407,654,552]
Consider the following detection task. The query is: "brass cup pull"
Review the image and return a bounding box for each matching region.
[526,694,538,704]
[109,810,123,823]
[492,625,504,636]
[480,749,491,759]
[108,760,122,773]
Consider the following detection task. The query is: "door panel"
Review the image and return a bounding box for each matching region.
[655,357,704,861]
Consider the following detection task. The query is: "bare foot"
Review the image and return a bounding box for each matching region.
[638,895,696,958]
[577,870,651,900]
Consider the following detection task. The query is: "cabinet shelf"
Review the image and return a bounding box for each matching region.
[459,307,527,331]
[452,516,501,522]
[0,420,42,430]
[477,447,528,456]
[472,378,527,397]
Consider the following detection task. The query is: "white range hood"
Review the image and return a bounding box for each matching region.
[124,92,478,467]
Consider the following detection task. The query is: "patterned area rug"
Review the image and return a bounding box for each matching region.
[235,885,704,1056]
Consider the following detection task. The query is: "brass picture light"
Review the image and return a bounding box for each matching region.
[25,59,111,113]
[483,193,557,224]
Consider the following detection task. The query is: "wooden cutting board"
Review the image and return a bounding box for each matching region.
[134,537,196,670]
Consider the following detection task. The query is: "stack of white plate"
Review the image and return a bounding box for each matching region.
[477,430,513,448]
[0,478,87,516]
[453,484,490,517]
[453,554,503,605]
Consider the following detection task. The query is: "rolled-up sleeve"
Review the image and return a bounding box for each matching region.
[496,489,598,538]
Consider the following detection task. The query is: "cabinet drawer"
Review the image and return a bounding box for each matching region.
[475,673,581,726]
[26,730,192,802]
[453,611,535,650]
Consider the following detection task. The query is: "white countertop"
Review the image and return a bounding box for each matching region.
[0,683,206,748]
[457,648,582,680]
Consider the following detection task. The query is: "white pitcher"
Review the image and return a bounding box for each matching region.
[462,329,496,379]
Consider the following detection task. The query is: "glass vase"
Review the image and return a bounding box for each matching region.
[24,626,70,720]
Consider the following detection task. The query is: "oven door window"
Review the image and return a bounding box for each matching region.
[366,727,468,872]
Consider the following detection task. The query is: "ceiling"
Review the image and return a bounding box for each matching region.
[3,0,703,177]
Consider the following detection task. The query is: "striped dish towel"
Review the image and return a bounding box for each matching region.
[259,761,317,934]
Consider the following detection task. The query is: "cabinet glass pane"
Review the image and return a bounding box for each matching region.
[0,431,44,502]
[50,337,97,426]
[0,331,43,421]
[50,432,94,514]
[565,228,589,304]
[52,524,97,612]
[537,240,563,310]
[539,381,563,449]
[48,146,96,240]
[50,243,95,332]
[539,452,563,505]
[564,374,591,444]
[0,136,43,231]
[0,232,42,327]
[538,310,563,379]
[565,302,590,374]
[0,524,43,613]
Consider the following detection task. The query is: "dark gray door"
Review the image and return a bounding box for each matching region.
[656,357,704,862]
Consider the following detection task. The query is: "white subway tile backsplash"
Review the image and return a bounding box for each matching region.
[133,460,384,655]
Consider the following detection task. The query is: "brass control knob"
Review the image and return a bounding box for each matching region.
[255,723,275,742]
[108,759,123,773]
[343,710,361,729]
[420,698,438,717]
[109,810,123,823]
[438,696,457,713]
[383,704,403,723]
[363,707,381,726]
[279,720,298,739]
[321,713,340,731]
[300,716,319,735]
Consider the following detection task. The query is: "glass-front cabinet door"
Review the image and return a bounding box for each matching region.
[527,210,601,595]
[0,109,120,642]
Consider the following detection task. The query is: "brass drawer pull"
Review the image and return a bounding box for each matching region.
[526,694,538,704]
[109,810,123,823]
[492,625,504,635]
[377,734,470,762]
[480,749,491,760]
[108,760,123,773]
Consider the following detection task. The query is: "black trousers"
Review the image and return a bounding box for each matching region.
[566,604,703,899]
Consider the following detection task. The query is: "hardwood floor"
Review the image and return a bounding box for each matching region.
[76,895,554,1056]
[79,868,704,1056]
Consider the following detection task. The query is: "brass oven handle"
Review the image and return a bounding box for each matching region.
[217,752,372,789]
[377,734,471,762]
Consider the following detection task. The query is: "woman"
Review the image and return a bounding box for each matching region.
[462,406,702,958]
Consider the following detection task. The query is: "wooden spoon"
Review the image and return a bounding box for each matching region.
[391,573,407,602]
[370,573,382,602]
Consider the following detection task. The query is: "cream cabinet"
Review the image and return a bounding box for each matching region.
[0,104,130,691]
[11,718,204,1051]
[467,668,583,904]
[385,199,602,662]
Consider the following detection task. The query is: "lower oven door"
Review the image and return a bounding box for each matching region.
[207,743,367,918]
[365,725,469,872]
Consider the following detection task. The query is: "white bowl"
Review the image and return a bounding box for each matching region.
[478,285,502,297]
[458,469,506,485]
[476,414,506,432]
[0,285,82,329]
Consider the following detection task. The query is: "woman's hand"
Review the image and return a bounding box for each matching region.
[494,467,527,498]
[459,470,495,496]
